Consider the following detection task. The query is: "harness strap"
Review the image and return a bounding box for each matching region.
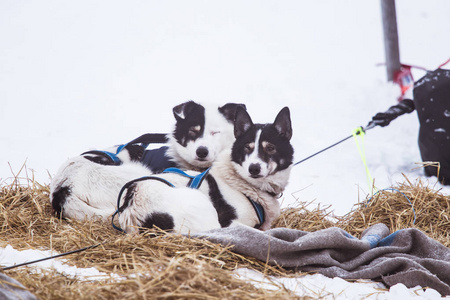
[118,133,168,156]
[112,176,175,233]
[126,133,168,146]
[159,168,265,228]
[246,196,265,229]
[115,144,126,154]
[81,150,122,165]
[162,167,211,189]
[82,133,169,166]
[112,167,265,232]
[159,167,265,228]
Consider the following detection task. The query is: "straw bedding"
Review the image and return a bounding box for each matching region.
[1,173,449,299]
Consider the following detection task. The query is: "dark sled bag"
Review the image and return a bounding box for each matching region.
[413,67,450,184]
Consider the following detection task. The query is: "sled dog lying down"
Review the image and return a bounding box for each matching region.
[50,101,245,221]
[143,101,246,173]
[50,144,151,220]
[117,106,294,234]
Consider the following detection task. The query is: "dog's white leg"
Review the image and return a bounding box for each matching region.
[61,197,114,221]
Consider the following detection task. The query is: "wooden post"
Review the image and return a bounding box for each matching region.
[381,0,401,81]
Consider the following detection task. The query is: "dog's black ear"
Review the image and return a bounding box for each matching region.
[218,103,247,123]
[234,106,254,138]
[173,101,199,121]
[273,107,292,140]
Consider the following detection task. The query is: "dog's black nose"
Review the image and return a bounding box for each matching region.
[249,163,261,176]
[196,146,209,159]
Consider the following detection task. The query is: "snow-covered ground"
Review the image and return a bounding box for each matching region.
[0,245,116,281]
[235,268,444,299]
[1,0,449,298]
[1,244,447,299]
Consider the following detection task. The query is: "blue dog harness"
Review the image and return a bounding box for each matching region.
[162,167,265,228]
[81,148,124,165]
[162,167,211,189]
[112,167,265,232]
[82,133,168,166]
[247,196,265,229]
[142,146,177,173]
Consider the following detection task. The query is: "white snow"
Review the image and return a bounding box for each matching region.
[235,268,445,299]
[1,245,448,299]
[0,245,118,281]
[1,0,450,298]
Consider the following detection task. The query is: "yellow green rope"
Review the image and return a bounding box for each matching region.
[352,127,377,193]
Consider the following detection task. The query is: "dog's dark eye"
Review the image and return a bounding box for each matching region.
[264,143,276,155]
[244,143,254,153]
[188,125,201,137]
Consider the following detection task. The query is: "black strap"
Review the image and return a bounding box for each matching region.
[126,133,168,145]
[112,176,175,233]
[1,243,102,271]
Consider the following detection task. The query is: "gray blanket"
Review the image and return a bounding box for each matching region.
[0,273,37,300]
[194,223,450,296]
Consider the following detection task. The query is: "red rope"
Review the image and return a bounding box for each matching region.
[437,57,450,69]
[401,63,427,71]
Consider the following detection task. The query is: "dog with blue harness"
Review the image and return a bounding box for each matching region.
[112,167,266,233]
[49,101,246,221]
[116,106,294,234]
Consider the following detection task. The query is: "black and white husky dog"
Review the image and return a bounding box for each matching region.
[50,101,245,221]
[117,106,294,234]
[144,101,246,173]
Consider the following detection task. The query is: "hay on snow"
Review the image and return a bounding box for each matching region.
[1,169,449,299]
